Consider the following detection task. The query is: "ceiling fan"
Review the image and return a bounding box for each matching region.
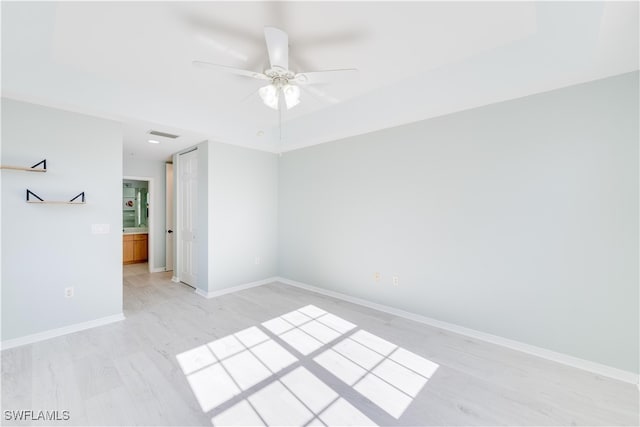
[193,26,358,113]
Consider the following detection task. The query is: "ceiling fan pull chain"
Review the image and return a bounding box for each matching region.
[279,98,283,144]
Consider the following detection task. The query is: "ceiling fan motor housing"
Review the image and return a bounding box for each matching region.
[265,67,296,87]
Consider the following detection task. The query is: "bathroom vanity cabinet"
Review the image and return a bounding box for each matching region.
[123,233,148,264]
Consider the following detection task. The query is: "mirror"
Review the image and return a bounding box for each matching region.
[123,180,149,229]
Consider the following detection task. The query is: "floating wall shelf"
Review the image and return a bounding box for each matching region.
[1,159,47,172]
[26,189,85,204]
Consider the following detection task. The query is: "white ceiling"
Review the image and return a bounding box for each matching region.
[2,2,638,160]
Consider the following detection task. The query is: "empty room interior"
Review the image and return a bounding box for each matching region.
[1,1,639,426]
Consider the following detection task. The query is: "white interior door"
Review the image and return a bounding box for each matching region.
[178,149,198,287]
[165,163,174,272]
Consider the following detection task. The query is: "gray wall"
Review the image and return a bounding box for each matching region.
[278,72,639,373]
[123,156,168,270]
[1,98,123,340]
[209,142,279,290]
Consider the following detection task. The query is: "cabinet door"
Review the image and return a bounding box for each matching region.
[123,236,134,264]
[133,236,148,262]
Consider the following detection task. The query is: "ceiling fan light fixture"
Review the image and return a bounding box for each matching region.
[259,83,300,110]
[259,84,279,110]
[283,84,300,109]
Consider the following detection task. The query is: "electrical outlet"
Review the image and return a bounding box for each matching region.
[392,276,399,286]
[254,256,261,265]
[374,272,381,282]
[65,287,74,298]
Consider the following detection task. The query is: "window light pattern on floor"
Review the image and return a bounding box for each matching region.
[176,305,439,426]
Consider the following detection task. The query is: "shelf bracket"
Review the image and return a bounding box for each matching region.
[26,189,44,202]
[31,159,47,171]
[69,192,85,203]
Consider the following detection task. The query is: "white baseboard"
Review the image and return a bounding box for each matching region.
[150,267,166,273]
[1,313,125,351]
[171,276,180,283]
[195,277,279,299]
[275,277,639,386]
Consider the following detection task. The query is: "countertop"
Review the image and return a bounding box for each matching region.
[123,228,149,235]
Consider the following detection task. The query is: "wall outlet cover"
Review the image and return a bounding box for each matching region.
[91,224,110,234]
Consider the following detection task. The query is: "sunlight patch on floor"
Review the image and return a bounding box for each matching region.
[176,304,439,425]
[314,329,440,418]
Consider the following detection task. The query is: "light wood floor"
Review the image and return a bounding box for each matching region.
[2,265,638,426]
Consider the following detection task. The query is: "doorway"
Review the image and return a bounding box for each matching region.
[123,176,155,272]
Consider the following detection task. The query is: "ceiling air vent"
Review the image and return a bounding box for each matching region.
[148,130,180,139]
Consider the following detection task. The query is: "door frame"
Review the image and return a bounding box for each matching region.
[123,175,155,273]
[165,163,174,272]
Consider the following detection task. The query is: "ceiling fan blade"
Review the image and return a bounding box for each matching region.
[264,26,289,70]
[299,85,340,105]
[238,85,263,105]
[293,69,358,85]
[192,61,269,80]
